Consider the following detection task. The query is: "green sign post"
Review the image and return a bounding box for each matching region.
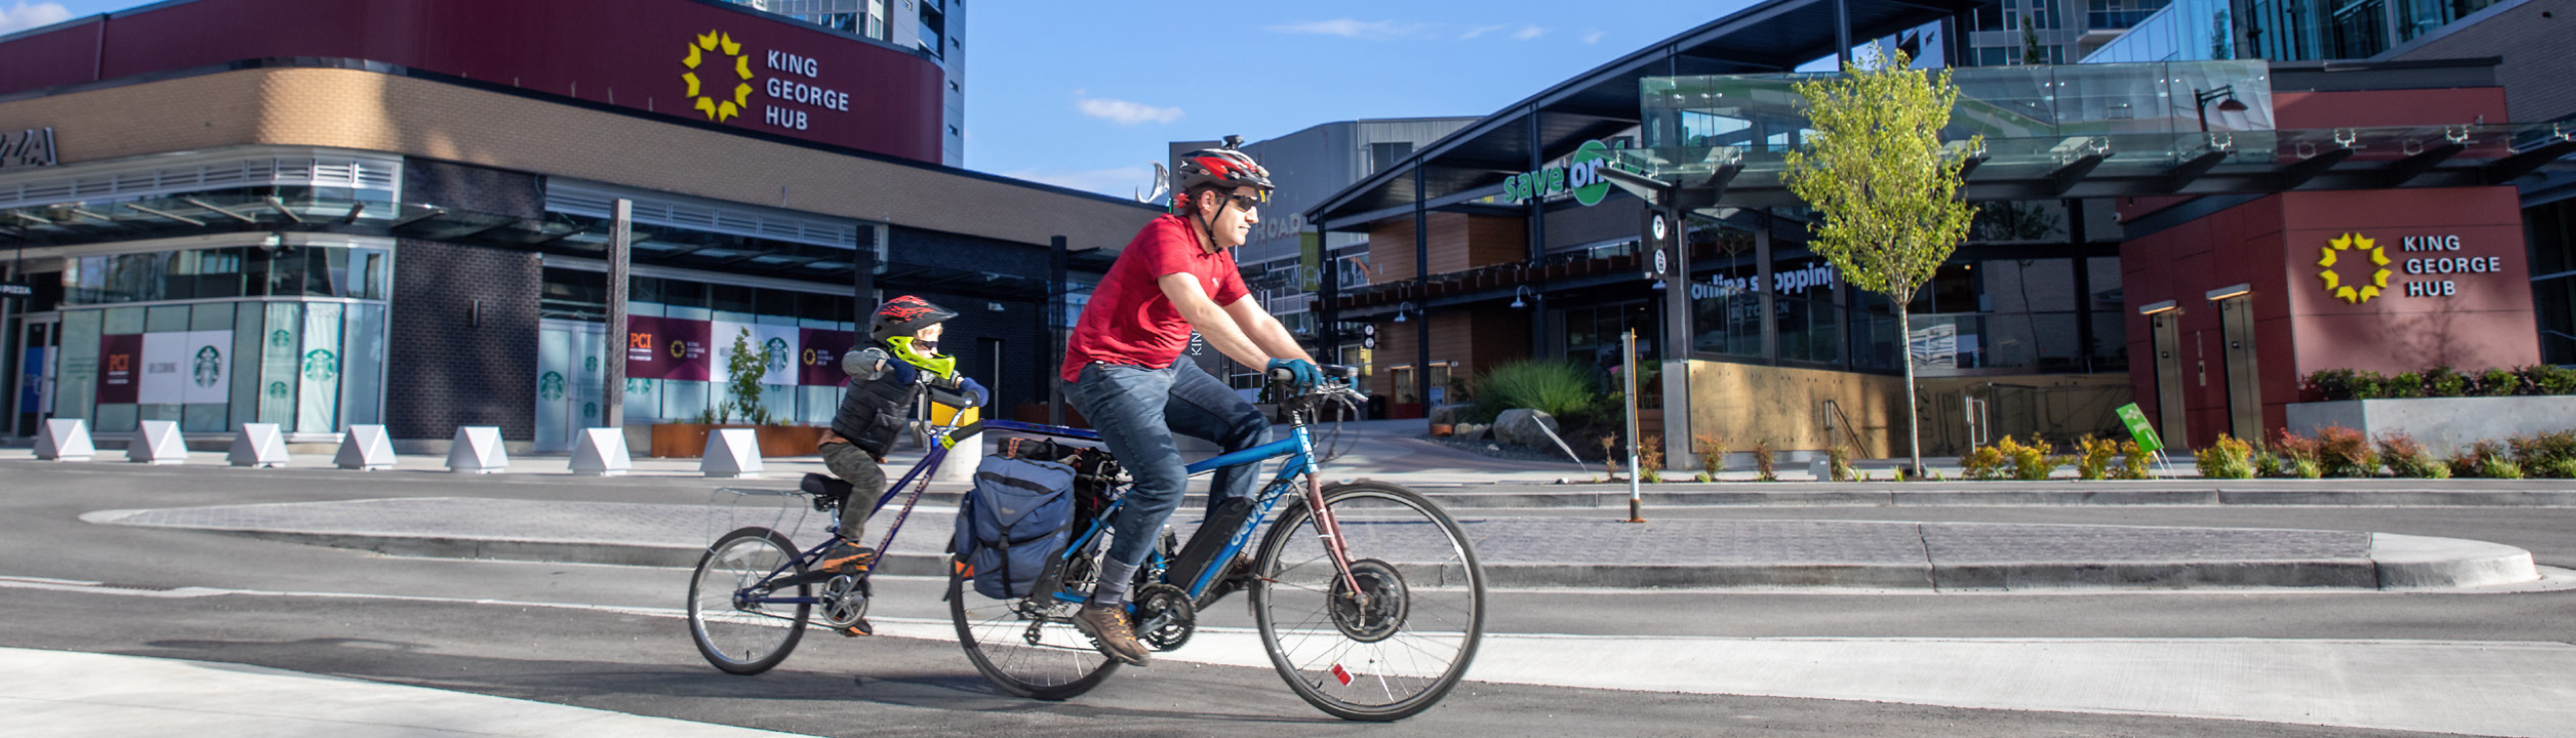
[2114,403,2163,454]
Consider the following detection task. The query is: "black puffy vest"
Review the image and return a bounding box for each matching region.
[830,345,926,457]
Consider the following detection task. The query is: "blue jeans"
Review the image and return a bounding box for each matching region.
[1065,360,1271,567]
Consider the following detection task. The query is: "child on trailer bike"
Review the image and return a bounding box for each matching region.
[813,294,988,633]
[1059,136,1324,665]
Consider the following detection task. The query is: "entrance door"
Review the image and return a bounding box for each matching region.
[2150,311,2187,449]
[536,320,609,452]
[2216,297,2262,443]
[11,315,57,437]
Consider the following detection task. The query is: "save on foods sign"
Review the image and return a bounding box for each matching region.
[1503,140,1630,206]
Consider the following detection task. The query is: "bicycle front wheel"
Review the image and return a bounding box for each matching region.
[687,527,809,675]
[949,555,1120,700]
[1250,481,1486,721]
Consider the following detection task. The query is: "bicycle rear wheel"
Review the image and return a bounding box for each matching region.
[1250,481,1485,721]
[948,554,1120,700]
[687,527,809,675]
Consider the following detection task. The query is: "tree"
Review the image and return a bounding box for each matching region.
[1780,49,1981,476]
[2020,15,2047,65]
[722,327,771,425]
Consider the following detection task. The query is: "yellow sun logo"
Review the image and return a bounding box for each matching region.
[681,30,753,123]
[2318,232,2391,304]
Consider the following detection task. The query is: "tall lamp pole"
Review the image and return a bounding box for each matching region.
[2194,86,2250,134]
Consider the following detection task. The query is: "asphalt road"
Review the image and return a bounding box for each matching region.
[3,461,2570,736]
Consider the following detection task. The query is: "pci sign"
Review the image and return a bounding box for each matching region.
[1503,140,1617,206]
[681,30,855,131]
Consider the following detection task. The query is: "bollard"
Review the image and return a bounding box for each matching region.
[129,421,188,465]
[447,426,509,474]
[227,423,290,468]
[700,428,764,479]
[335,425,395,471]
[36,419,95,462]
[570,428,633,477]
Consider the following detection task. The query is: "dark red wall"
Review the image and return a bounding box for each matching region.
[0,0,942,162]
[2124,186,2534,447]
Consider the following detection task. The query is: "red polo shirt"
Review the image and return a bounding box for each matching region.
[1060,214,1251,383]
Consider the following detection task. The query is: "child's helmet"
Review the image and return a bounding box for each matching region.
[869,295,957,341]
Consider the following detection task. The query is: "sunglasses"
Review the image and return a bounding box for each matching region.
[1224,193,1263,212]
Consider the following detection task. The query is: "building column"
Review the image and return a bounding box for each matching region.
[1756,209,1779,364]
[1413,165,1431,414]
[1657,205,1692,474]
[1526,110,1549,358]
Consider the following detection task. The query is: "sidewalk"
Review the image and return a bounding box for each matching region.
[0,647,801,737]
[81,494,2543,590]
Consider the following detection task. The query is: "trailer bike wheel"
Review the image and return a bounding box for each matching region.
[686,527,810,675]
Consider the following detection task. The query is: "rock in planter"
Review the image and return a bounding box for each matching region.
[1492,409,1560,450]
[1457,423,1490,443]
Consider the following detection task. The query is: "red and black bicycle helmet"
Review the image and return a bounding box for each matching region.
[1171,135,1274,210]
[869,295,957,341]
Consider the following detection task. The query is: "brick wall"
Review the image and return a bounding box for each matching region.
[2391,0,2576,122]
[385,238,541,441]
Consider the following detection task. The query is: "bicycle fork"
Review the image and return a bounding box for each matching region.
[1296,438,1369,610]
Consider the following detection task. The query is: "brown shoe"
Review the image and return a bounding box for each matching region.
[1071,603,1151,665]
[816,541,876,575]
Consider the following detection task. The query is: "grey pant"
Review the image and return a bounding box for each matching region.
[818,441,887,543]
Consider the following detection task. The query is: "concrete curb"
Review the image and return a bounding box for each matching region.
[1423,486,2576,508]
[146,525,2533,591]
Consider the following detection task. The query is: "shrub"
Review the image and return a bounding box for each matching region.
[1828,443,1854,482]
[2482,457,2525,480]
[1692,433,1728,479]
[2481,368,2519,396]
[1693,472,1712,483]
[2269,429,2319,466]
[1639,434,1665,484]
[2385,372,2424,398]
[2120,439,2152,480]
[2253,450,2285,478]
[2509,430,2576,476]
[2305,369,2359,401]
[2291,458,2324,478]
[2524,364,2576,395]
[2075,435,2117,480]
[1473,360,1602,423]
[2552,458,2576,480]
[2195,434,2255,479]
[1998,435,2064,481]
[2314,425,2378,478]
[1960,440,2007,481]
[2377,433,2445,479]
[2424,366,2470,398]
[2449,440,2507,479]
[1752,439,1777,482]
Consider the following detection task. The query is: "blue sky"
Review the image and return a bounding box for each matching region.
[6,0,1767,196]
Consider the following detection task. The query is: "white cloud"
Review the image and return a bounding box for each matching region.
[1511,25,1547,40]
[1582,30,1608,44]
[1001,166,1161,199]
[1460,23,1509,40]
[1267,18,1420,39]
[0,2,72,34]
[1074,95,1183,126]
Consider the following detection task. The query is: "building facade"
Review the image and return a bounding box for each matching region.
[0,0,1154,451]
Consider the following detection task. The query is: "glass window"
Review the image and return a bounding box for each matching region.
[145,305,190,333]
[1984,258,2076,312]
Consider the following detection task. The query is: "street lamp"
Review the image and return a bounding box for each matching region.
[2194,86,2250,134]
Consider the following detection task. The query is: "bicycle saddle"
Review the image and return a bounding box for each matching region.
[800,473,854,510]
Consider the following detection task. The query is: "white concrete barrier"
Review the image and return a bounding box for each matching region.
[570,428,633,477]
[447,426,509,474]
[128,421,188,465]
[35,419,94,462]
[934,430,981,483]
[226,423,289,468]
[700,428,763,479]
[335,425,395,471]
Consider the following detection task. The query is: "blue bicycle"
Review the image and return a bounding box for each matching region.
[948,369,1487,721]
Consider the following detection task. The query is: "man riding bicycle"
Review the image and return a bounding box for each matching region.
[1061,137,1321,665]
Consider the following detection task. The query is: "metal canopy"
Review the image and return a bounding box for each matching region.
[1306,0,1983,229]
